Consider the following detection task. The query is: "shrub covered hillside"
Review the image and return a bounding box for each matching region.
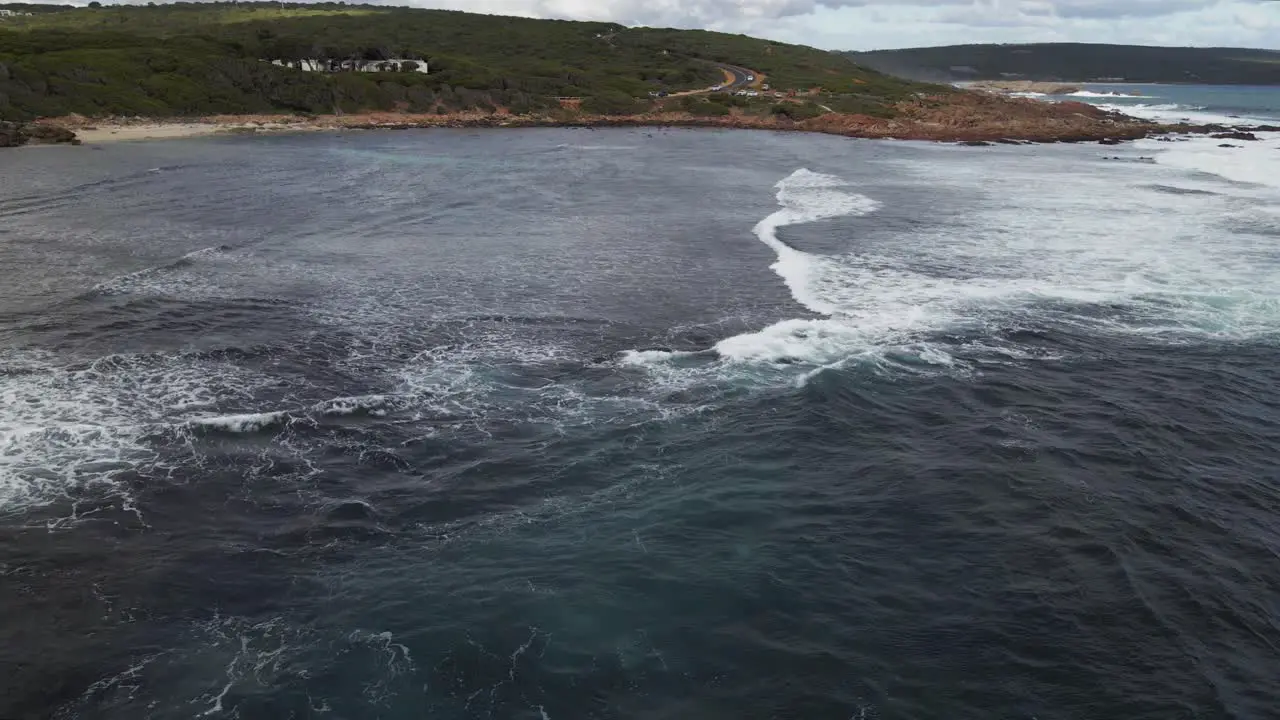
[845,43,1280,85]
[0,1,938,120]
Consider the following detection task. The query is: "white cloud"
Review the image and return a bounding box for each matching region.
[396,0,1280,49]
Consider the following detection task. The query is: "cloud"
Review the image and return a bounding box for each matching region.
[353,0,1280,49]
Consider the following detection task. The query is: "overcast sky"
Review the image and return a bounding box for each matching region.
[397,0,1280,50]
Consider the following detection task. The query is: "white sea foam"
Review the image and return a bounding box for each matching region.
[1136,132,1280,190]
[628,149,1280,388]
[1098,102,1273,127]
[1069,90,1155,99]
[749,169,881,316]
[313,394,395,417]
[0,351,271,512]
[187,411,290,433]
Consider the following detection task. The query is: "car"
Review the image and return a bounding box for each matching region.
[711,84,723,91]
[774,91,784,98]
[747,75,755,81]
[657,90,668,97]
[762,83,770,91]
[734,90,748,96]
[746,90,759,97]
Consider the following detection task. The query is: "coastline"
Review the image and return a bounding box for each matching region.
[16,92,1274,148]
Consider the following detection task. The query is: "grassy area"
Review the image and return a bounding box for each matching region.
[0,2,940,121]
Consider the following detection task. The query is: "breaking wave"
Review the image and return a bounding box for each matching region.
[626,153,1280,387]
[1137,131,1280,190]
[1069,90,1155,99]
[92,245,233,292]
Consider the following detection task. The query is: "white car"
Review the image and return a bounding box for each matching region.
[711,84,723,91]
[746,90,759,97]
[747,75,755,81]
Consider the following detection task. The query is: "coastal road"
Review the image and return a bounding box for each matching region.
[717,63,756,89]
[668,62,761,97]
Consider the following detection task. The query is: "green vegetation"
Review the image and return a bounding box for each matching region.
[0,2,937,120]
[845,43,1280,85]
[770,102,822,121]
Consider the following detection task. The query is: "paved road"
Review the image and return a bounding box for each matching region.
[716,63,755,89]
[665,62,761,97]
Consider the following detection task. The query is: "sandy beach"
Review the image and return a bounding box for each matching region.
[70,120,310,144]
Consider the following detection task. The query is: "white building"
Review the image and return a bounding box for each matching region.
[268,58,429,74]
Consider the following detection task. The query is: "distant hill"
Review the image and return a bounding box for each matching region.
[0,2,934,120]
[844,43,1280,85]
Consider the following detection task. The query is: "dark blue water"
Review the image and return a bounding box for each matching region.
[2,127,1280,719]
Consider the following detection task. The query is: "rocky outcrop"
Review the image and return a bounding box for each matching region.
[0,120,80,148]
[1210,131,1258,141]
[33,89,1268,147]
[969,81,1083,95]
[25,123,79,144]
[0,121,28,148]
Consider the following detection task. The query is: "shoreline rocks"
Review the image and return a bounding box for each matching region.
[16,93,1277,148]
[0,120,80,148]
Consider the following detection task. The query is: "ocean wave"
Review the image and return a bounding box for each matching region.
[625,153,1280,388]
[1137,131,1280,190]
[1099,102,1272,128]
[90,244,239,297]
[1070,90,1156,99]
[186,410,293,434]
[750,169,882,316]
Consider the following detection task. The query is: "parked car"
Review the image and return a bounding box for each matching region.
[711,84,724,91]
[762,83,770,91]
[746,90,759,97]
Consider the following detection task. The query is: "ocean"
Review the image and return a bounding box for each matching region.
[1018,82,1280,126]
[2,86,1279,719]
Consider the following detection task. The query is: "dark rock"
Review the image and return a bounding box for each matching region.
[0,120,29,148]
[1,121,82,148]
[1211,131,1258,141]
[27,124,75,143]
[958,140,993,146]
[1098,138,1123,145]
[993,138,1023,145]
[1218,143,1240,148]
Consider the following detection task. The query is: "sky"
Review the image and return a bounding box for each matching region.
[392,0,1280,51]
